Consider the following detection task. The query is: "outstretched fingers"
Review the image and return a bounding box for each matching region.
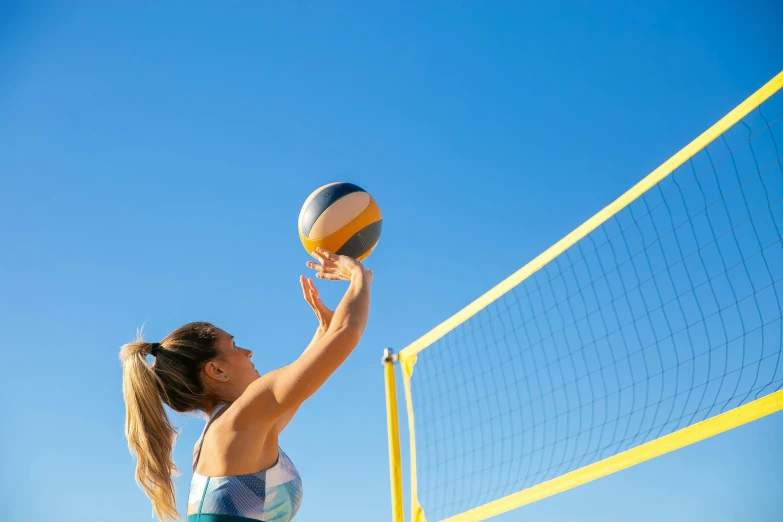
[307,278,322,301]
[315,247,335,259]
[306,260,329,274]
[310,248,336,264]
[310,249,326,264]
[300,275,317,308]
[316,272,343,281]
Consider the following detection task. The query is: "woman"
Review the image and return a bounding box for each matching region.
[120,248,373,522]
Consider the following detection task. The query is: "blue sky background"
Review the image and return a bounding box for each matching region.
[1,2,781,522]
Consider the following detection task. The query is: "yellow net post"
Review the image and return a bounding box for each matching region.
[401,354,427,522]
[383,348,404,522]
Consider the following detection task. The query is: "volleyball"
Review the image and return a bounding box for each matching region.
[297,182,382,261]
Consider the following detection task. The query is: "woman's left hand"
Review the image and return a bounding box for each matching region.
[300,275,334,332]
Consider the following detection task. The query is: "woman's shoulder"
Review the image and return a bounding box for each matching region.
[194,402,282,476]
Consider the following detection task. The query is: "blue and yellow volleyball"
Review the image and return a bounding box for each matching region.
[297,182,382,261]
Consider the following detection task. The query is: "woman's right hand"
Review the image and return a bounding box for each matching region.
[235,251,372,441]
[306,248,373,282]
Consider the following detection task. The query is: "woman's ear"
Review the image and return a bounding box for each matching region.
[203,360,226,383]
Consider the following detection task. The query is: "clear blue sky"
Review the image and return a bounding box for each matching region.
[1,2,781,522]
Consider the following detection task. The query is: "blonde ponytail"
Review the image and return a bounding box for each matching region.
[120,338,180,522]
[119,322,221,521]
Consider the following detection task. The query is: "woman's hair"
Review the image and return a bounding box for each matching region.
[119,321,222,521]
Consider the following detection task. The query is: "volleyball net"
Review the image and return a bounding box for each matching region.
[383,71,783,522]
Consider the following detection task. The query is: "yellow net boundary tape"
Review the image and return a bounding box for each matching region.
[442,389,783,521]
[399,70,783,365]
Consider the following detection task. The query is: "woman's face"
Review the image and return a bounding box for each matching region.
[206,329,260,395]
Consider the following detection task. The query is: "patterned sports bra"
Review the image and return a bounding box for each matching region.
[187,404,303,522]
